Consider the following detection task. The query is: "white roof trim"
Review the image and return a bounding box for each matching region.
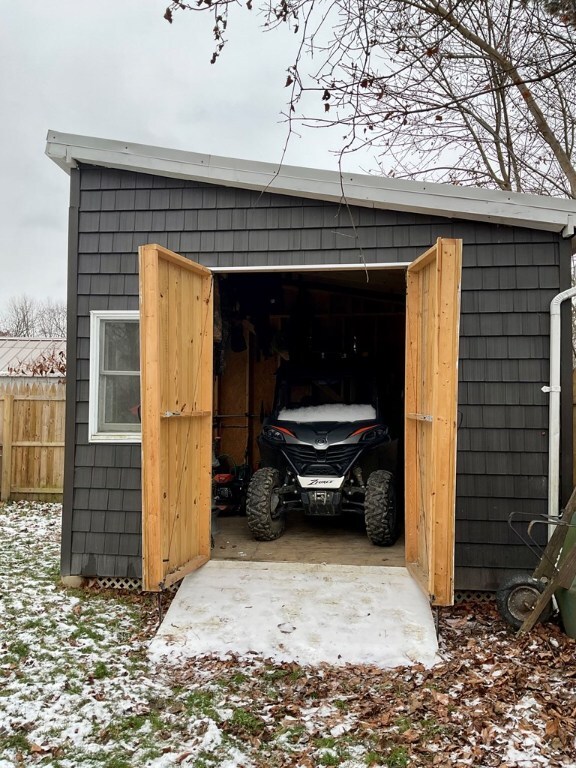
[210,262,410,273]
[46,130,576,237]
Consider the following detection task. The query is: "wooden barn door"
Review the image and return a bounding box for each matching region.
[139,244,213,592]
[405,238,462,606]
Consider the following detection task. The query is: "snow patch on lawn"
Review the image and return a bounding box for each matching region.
[0,502,254,767]
[1,500,574,768]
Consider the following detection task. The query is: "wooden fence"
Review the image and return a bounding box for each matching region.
[0,381,65,501]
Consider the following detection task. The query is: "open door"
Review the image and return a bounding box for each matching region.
[139,244,213,592]
[405,238,462,606]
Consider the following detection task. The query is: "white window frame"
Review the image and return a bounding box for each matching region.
[89,310,141,443]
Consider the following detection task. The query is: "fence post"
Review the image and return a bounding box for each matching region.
[1,395,14,501]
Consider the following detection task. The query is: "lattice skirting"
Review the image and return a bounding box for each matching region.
[90,576,179,593]
[454,590,495,604]
[88,580,495,601]
[92,576,143,592]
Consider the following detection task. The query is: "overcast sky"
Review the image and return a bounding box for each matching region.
[0,2,375,317]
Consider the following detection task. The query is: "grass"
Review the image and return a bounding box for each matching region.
[230,706,267,736]
[365,751,384,766]
[313,734,356,765]
[100,712,164,744]
[185,689,220,720]
[264,664,304,682]
[2,501,575,768]
[315,736,338,749]
[420,716,450,739]
[393,716,412,734]
[0,502,190,767]
[385,746,410,768]
[90,755,133,768]
[8,640,29,659]
[318,752,342,766]
[277,723,307,743]
[4,731,31,752]
[230,671,249,685]
[93,660,111,679]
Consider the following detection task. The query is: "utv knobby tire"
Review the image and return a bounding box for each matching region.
[496,574,553,631]
[246,467,286,541]
[364,470,398,547]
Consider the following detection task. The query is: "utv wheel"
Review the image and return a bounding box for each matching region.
[246,467,286,541]
[496,574,553,631]
[364,470,398,546]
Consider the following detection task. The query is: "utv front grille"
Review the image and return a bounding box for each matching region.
[282,445,317,465]
[282,444,360,476]
[325,445,361,465]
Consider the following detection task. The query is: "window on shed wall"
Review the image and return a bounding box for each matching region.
[89,310,141,443]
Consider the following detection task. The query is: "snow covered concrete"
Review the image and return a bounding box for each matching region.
[149,561,438,668]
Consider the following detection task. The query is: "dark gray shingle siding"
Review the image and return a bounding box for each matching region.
[71,194,144,578]
[65,164,570,590]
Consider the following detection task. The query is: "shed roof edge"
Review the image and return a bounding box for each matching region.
[46,130,576,236]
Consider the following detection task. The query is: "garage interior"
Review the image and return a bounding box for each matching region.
[210,266,408,567]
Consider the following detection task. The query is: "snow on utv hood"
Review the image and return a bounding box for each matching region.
[277,404,377,423]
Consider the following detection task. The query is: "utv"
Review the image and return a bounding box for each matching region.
[246,361,399,546]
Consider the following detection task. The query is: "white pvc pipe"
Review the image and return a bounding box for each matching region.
[544,286,576,528]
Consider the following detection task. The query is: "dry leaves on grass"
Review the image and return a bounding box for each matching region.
[2,501,575,768]
[164,602,576,767]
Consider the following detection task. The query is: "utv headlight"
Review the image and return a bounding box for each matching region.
[350,425,389,442]
[360,427,388,442]
[263,425,294,442]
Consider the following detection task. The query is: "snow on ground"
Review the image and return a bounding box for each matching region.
[277,404,376,422]
[1,501,575,768]
[0,502,252,768]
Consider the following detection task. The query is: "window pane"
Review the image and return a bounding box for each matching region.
[102,321,139,372]
[99,373,141,431]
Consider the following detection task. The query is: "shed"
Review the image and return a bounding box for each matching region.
[46,130,576,602]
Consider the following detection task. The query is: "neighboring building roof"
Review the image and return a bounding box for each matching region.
[0,337,66,376]
[46,130,576,238]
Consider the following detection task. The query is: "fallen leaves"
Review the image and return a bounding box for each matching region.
[2,501,576,768]
[158,599,576,767]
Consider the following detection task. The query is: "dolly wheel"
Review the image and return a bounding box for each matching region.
[496,574,553,630]
[246,467,286,541]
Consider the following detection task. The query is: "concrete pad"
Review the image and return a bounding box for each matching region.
[149,561,438,668]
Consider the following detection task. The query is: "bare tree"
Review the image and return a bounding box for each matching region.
[36,299,67,338]
[0,296,66,337]
[165,0,576,196]
[1,295,38,337]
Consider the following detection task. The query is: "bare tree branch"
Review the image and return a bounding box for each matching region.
[166,0,576,197]
[36,299,67,338]
[0,296,38,337]
[0,296,66,338]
